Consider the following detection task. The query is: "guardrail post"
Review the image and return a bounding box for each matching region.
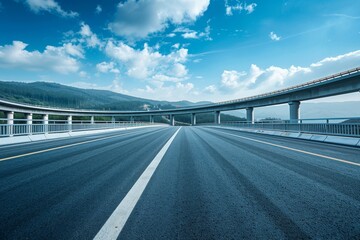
[246,107,254,124]
[111,116,115,127]
[215,111,221,125]
[191,113,196,126]
[289,101,300,123]
[43,114,49,134]
[6,111,14,137]
[26,113,33,135]
[67,115,72,132]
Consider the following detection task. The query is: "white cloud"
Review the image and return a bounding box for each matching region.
[310,50,360,68]
[105,40,189,81]
[204,85,217,93]
[23,0,78,17]
[225,1,257,16]
[95,5,102,14]
[109,0,210,39]
[79,23,101,48]
[96,61,120,74]
[216,49,360,101]
[244,3,257,14]
[175,23,212,40]
[182,31,198,39]
[167,33,176,38]
[0,41,81,74]
[269,31,281,41]
[221,70,245,88]
[172,43,180,49]
[134,81,196,101]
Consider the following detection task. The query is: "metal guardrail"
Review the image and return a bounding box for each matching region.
[0,121,155,137]
[219,118,360,137]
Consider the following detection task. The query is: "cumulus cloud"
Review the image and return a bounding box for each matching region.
[0,41,81,74]
[96,61,120,74]
[204,85,217,93]
[217,50,360,101]
[225,1,257,16]
[269,31,281,41]
[105,40,189,81]
[109,0,210,39]
[79,23,101,48]
[22,0,78,17]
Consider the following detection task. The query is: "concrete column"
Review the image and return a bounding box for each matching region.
[289,101,301,123]
[91,116,95,124]
[191,113,196,126]
[246,107,254,124]
[43,114,49,133]
[111,116,115,123]
[67,115,72,132]
[150,115,154,123]
[214,111,221,124]
[6,111,14,136]
[170,115,175,126]
[130,116,134,123]
[26,113,33,135]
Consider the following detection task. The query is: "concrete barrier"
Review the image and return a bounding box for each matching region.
[310,135,327,142]
[324,135,360,146]
[0,125,165,146]
[207,126,360,147]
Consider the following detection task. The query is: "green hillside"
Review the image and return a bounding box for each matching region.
[0,81,245,123]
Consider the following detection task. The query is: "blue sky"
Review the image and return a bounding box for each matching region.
[1,0,360,102]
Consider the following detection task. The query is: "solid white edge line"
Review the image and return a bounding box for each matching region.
[0,128,162,162]
[93,127,182,240]
[207,127,360,167]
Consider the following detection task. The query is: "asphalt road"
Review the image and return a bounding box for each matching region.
[1,126,360,239]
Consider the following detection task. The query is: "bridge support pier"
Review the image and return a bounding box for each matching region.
[191,113,196,126]
[67,115,72,132]
[6,111,14,136]
[215,111,221,124]
[170,115,175,126]
[26,113,33,135]
[130,116,134,123]
[43,114,49,134]
[150,115,154,123]
[289,101,301,123]
[91,116,95,124]
[246,107,254,124]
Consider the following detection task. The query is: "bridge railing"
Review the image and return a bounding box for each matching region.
[218,118,360,137]
[0,119,156,137]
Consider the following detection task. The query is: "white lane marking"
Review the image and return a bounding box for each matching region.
[0,128,161,162]
[208,127,360,167]
[93,127,182,240]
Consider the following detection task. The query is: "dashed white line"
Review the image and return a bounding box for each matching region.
[93,127,182,240]
[209,128,360,167]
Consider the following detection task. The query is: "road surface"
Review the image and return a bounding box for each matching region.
[0,126,359,239]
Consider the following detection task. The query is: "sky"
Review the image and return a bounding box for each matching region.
[0,0,360,103]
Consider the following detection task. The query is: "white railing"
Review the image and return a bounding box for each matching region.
[216,118,360,137]
[0,120,155,137]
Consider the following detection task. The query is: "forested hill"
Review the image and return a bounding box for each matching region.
[0,81,166,110]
